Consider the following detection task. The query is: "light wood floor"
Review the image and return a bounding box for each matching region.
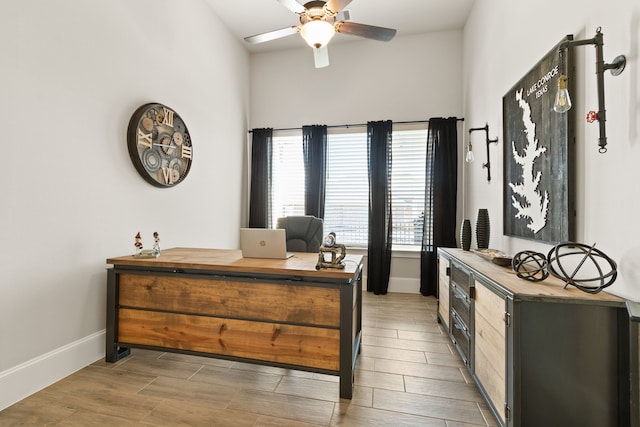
[0,292,498,426]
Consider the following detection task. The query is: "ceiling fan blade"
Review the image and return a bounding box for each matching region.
[325,0,352,14]
[313,46,329,68]
[244,26,299,44]
[335,21,397,42]
[277,0,306,14]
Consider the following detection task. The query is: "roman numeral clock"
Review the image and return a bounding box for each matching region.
[127,103,192,187]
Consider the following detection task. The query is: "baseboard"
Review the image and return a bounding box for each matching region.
[0,330,105,411]
[362,275,420,294]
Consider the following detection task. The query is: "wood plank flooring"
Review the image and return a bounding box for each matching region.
[0,292,499,426]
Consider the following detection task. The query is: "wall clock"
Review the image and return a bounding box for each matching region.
[127,103,192,187]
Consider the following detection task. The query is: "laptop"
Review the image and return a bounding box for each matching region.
[240,228,293,259]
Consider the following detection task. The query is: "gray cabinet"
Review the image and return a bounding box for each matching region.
[437,248,638,427]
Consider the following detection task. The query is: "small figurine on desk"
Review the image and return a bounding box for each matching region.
[152,231,161,256]
[316,232,346,270]
[134,232,143,255]
[133,232,160,258]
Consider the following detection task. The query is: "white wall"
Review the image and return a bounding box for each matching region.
[0,0,249,409]
[250,30,464,293]
[251,30,462,126]
[463,0,640,300]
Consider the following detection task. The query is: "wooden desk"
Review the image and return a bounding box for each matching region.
[106,247,363,399]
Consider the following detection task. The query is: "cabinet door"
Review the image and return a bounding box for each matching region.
[437,256,450,329]
[474,280,506,425]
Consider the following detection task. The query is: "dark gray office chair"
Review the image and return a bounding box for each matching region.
[276,216,324,253]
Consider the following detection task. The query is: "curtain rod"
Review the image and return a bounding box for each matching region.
[247,117,464,133]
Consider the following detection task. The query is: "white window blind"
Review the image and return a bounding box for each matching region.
[323,131,370,246]
[391,129,427,246]
[270,132,305,227]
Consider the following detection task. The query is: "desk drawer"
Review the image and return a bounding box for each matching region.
[117,308,340,371]
[118,273,340,327]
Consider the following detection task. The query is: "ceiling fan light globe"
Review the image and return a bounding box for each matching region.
[300,20,336,49]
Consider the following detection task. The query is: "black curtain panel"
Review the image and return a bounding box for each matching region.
[302,125,327,219]
[367,120,393,295]
[420,118,458,296]
[249,128,273,228]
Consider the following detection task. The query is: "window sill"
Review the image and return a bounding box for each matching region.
[346,245,422,259]
[392,245,421,258]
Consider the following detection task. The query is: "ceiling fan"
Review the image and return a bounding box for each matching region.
[244,0,397,68]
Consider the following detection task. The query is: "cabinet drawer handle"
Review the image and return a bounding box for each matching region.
[453,292,468,302]
[453,321,468,333]
[452,287,470,304]
[451,311,468,333]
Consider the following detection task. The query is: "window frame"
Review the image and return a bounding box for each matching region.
[268,124,428,249]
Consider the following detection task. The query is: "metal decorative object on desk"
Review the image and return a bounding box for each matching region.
[512,250,549,282]
[316,232,346,270]
[546,242,617,294]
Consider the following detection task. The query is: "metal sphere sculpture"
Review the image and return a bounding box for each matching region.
[546,242,617,294]
[512,250,549,282]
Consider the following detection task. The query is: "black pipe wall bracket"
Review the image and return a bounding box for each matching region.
[469,123,499,181]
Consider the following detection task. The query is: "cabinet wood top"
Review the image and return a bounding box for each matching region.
[107,247,363,281]
[439,248,624,306]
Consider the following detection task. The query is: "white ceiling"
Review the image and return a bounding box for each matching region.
[206,0,476,53]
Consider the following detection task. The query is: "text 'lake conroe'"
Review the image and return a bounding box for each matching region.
[525,65,560,99]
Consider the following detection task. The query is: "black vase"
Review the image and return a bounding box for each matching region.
[476,209,490,249]
[460,219,472,251]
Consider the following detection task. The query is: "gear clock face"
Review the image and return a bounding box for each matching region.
[127,103,192,187]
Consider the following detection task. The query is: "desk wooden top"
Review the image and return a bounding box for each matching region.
[107,247,363,281]
[440,248,624,306]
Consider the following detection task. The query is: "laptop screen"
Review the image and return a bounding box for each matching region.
[240,228,292,259]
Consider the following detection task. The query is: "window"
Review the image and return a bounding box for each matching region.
[269,132,304,227]
[269,126,428,247]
